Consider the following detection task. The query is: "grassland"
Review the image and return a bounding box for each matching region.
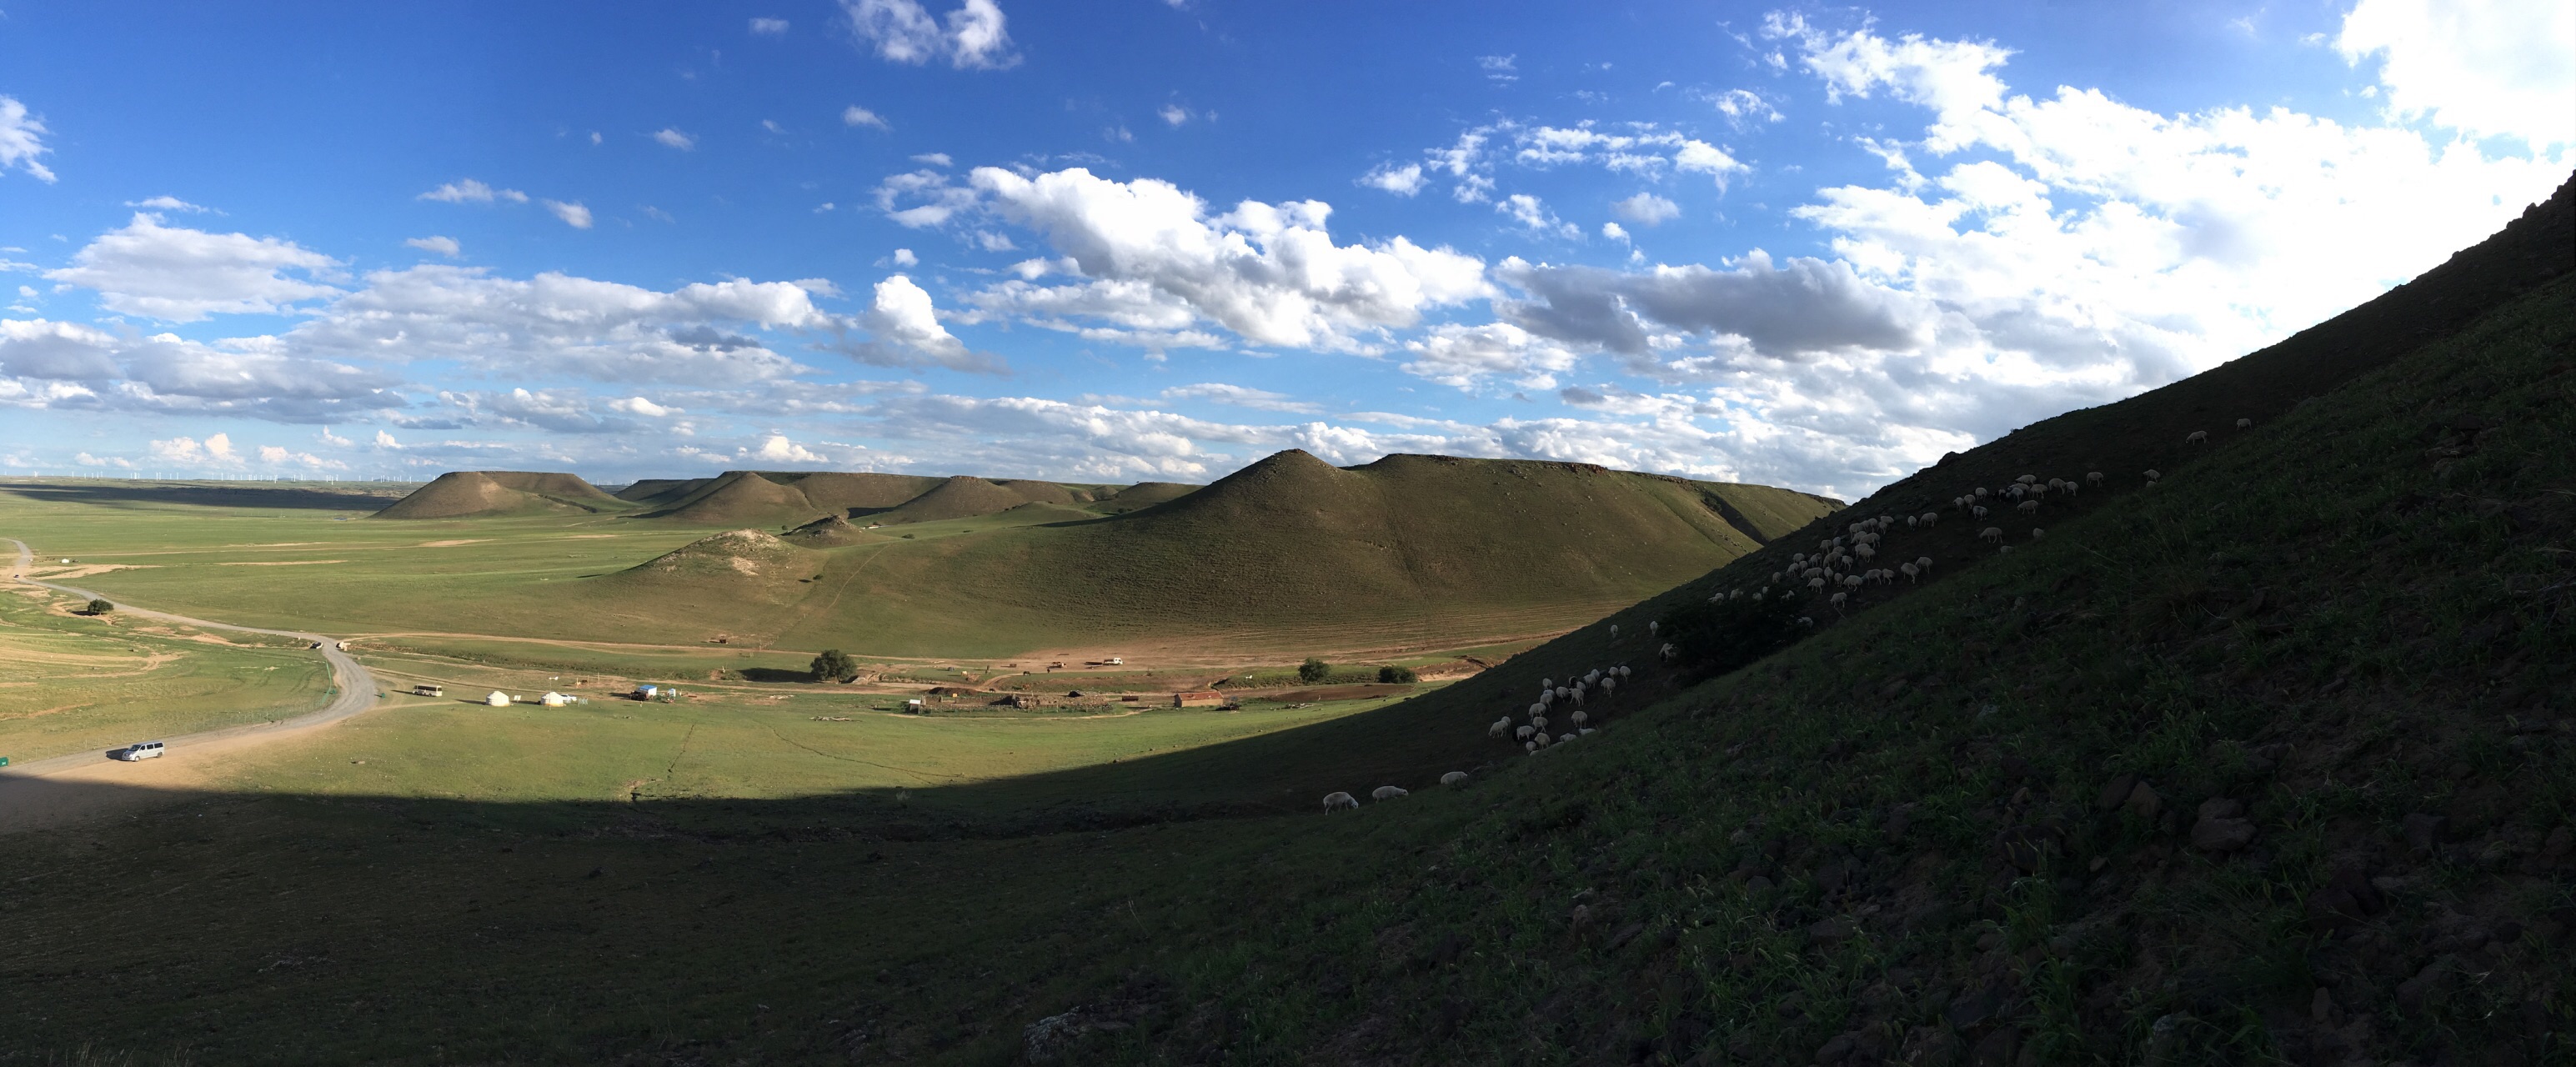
[0,184,2563,1064]
[0,580,331,764]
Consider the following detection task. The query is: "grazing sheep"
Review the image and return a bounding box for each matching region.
[1516,724,1536,741]
[1559,733,1576,744]
[2060,483,2079,500]
[2143,469,2161,482]
[2186,430,2208,445]
[2017,499,2040,515]
[1980,526,2004,544]
[1808,577,1827,591]
[1532,733,1551,749]
[1976,487,1991,498]
[1797,616,1815,627]
[1616,665,1630,679]
[1580,728,1596,736]
[2086,471,2103,485]
[1920,512,1938,528]
[1608,624,1620,639]
[1900,562,1920,583]
[1491,717,1511,738]
[1831,591,1848,608]
[1556,686,1571,700]
[1526,740,1537,753]
[2031,528,2046,540]
[1648,620,1659,637]
[1659,641,1678,660]
[1915,555,1932,572]
[2235,418,2253,429]
[1571,708,1589,728]
[1440,771,1469,786]
[1856,544,1877,561]
[2017,474,2037,485]
[1972,505,1990,518]
[1532,714,1550,730]
[1907,515,1918,528]
[1599,677,1615,696]
[1323,791,1358,812]
[1371,785,1408,802]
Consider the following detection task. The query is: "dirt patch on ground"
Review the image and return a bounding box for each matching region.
[31,564,154,581]
[1245,684,1416,703]
[416,539,486,548]
[218,559,348,566]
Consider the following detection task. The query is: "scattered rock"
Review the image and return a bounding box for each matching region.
[2403,812,2449,854]
[2310,986,2334,1022]
[1807,916,1856,946]
[2394,956,2457,1014]
[1967,1026,2018,1067]
[1902,1026,1962,1067]
[1946,984,2002,1029]
[2122,781,2162,820]
[2188,802,2256,853]
[2095,773,2140,812]
[1814,1033,1856,1064]
[1606,921,1647,950]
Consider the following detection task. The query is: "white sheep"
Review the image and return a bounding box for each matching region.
[2143,469,2161,482]
[1322,792,1358,812]
[1647,620,1659,637]
[1830,591,1848,608]
[1659,642,1677,660]
[1808,577,1827,591]
[1491,717,1511,738]
[1558,733,1576,744]
[1599,678,1615,697]
[2235,418,2253,429]
[1371,785,1408,802]
[2186,430,2208,445]
[1540,677,1553,689]
[1900,562,1920,584]
[1920,512,1938,528]
[1526,740,1537,753]
[1907,516,1919,528]
[1516,724,1536,740]
[1570,708,1589,728]
[1855,544,1877,561]
[2017,474,2037,485]
[1972,505,1989,518]
[2017,499,2040,515]
[1916,555,1932,572]
[1608,623,1620,639]
[1532,714,1550,729]
[1980,527,2004,544]
[1797,617,1815,627]
[2086,471,2103,485]
[2031,528,2046,540]
[1616,665,1630,679]
[1440,771,1469,786]
[1586,669,1601,684]
[1532,733,1551,749]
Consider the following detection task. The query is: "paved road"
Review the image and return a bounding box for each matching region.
[1,537,379,779]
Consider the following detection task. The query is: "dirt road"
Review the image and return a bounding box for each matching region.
[1,538,379,829]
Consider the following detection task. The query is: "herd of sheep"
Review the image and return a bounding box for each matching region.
[1323,424,2242,814]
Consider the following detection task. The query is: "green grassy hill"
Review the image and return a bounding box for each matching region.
[3,181,2563,1067]
[577,451,1840,657]
[371,470,630,519]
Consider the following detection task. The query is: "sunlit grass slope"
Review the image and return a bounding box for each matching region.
[0,583,331,763]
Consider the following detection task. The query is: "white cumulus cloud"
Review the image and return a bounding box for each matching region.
[543,200,594,228]
[2338,0,2575,149]
[418,179,528,204]
[749,17,789,34]
[653,128,697,151]
[0,96,54,182]
[843,104,892,130]
[405,235,462,257]
[1610,193,1681,226]
[46,214,344,322]
[842,0,1019,70]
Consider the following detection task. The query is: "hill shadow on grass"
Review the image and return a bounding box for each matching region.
[0,480,415,512]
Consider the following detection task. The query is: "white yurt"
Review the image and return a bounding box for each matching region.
[484,691,512,707]
[539,691,569,707]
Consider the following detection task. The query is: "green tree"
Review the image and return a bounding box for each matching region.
[83,599,112,615]
[810,649,858,683]
[1298,657,1330,683]
[1376,664,1417,684]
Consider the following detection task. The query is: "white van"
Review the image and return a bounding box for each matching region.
[114,740,167,761]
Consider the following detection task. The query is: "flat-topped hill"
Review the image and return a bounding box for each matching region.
[566,450,1838,655]
[373,471,629,519]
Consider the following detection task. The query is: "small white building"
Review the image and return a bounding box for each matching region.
[539,691,569,707]
[484,691,512,707]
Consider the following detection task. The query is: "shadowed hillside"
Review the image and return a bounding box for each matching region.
[875,474,1045,523]
[371,470,629,519]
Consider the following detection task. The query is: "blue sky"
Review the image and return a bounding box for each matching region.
[0,1,2567,496]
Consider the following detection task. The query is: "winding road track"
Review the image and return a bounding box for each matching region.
[1,537,378,782]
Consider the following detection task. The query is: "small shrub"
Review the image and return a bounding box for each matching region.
[810,649,858,683]
[1298,657,1330,684]
[1377,665,1418,684]
[84,599,113,615]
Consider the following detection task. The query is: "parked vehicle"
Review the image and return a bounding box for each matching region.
[113,740,166,761]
